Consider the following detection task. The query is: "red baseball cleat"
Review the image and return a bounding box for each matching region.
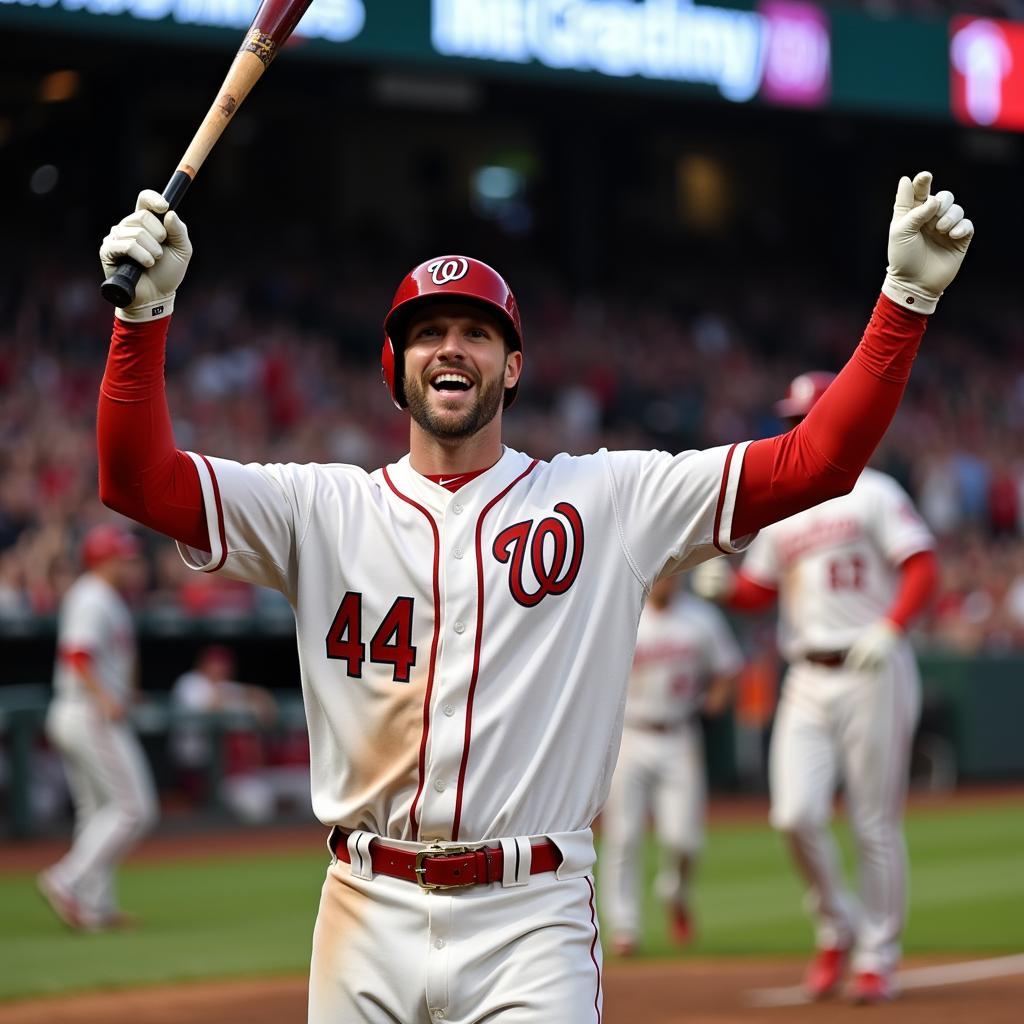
[804,946,850,1000]
[850,970,897,1004]
[669,903,694,946]
[36,871,85,931]
[612,935,637,957]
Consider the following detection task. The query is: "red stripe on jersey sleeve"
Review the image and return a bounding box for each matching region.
[712,443,738,553]
[197,454,229,572]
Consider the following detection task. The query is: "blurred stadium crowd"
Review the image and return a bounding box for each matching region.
[2,260,1024,653]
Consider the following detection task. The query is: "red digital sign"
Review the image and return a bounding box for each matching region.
[951,17,1024,131]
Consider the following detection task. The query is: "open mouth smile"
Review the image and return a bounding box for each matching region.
[430,371,475,393]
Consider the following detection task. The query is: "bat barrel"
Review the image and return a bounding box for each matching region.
[100,170,194,308]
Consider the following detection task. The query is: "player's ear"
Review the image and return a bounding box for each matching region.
[503,349,523,390]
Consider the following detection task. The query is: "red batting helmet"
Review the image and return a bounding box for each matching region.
[81,524,142,569]
[774,371,837,419]
[381,255,524,410]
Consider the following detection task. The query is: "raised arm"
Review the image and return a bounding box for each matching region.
[732,172,974,541]
[97,191,209,552]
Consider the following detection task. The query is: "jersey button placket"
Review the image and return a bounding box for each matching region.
[418,506,475,840]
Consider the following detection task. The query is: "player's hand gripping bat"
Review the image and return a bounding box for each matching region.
[100,0,315,307]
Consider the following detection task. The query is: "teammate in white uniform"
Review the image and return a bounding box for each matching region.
[38,525,159,931]
[95,171,971,1022]
[600,575,743,955]
[693,371,940,1004]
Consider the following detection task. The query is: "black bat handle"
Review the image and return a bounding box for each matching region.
[100,170,194,308]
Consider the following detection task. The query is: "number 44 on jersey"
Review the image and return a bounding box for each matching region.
[325,593,417,683]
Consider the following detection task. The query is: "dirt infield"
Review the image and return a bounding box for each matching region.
[0,957,1021,1023]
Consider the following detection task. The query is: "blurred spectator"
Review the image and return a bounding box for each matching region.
[170,645,309,824]
[2,261,1024,652]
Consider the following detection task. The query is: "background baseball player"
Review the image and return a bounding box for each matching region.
[693,371,941,1004]
[94,170,970,1022]
[600,574,743,956]
[37,524,159,931]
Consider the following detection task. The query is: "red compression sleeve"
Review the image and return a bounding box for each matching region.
[97,317,210,551]
[732,294,927,540]
[885,550,939,631]
[727,573,778,613]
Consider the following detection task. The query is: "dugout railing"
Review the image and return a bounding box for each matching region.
[2,653,1023,838]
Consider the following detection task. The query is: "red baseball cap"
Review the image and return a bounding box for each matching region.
[81,525,142,569]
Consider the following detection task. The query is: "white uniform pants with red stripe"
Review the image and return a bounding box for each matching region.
[309,834,604,1024]
[45,700,158,925]
[768,645,920,975]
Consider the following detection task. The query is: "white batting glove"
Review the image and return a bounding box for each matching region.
[100,190,193,322]
[690,557,736,602]
[844,619,902,673]
[881,171,974,314]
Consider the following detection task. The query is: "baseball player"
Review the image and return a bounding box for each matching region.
[693,372,941,1005]
[95,171,970,1022]
[37,524,159,931]
[599,574,743,956]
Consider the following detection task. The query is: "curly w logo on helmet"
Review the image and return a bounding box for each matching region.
[493,503,585,607]
[427,257,470,286]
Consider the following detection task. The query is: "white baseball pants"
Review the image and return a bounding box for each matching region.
[45,701,158,925]
[599,721,705,942]
[768,645,921,974]
[309,839,603,1023]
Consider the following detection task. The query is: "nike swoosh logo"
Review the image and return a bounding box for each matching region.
[439,477,464,486]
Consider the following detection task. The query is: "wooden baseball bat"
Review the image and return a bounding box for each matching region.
[101,0,315,307]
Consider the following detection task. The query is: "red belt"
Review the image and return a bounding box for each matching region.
[803,650,848,668]
[329,827,563,891]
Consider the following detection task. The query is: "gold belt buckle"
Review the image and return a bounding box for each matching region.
[414,843,475,891]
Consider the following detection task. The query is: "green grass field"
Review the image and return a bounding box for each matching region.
[1,800,1021,1001]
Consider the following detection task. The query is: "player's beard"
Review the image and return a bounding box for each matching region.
[405,369,506,440]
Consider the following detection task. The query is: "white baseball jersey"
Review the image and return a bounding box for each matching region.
[625,593,744,728]
[52,573,136,703]
[740,469,934,660]
[177,442,752,843]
